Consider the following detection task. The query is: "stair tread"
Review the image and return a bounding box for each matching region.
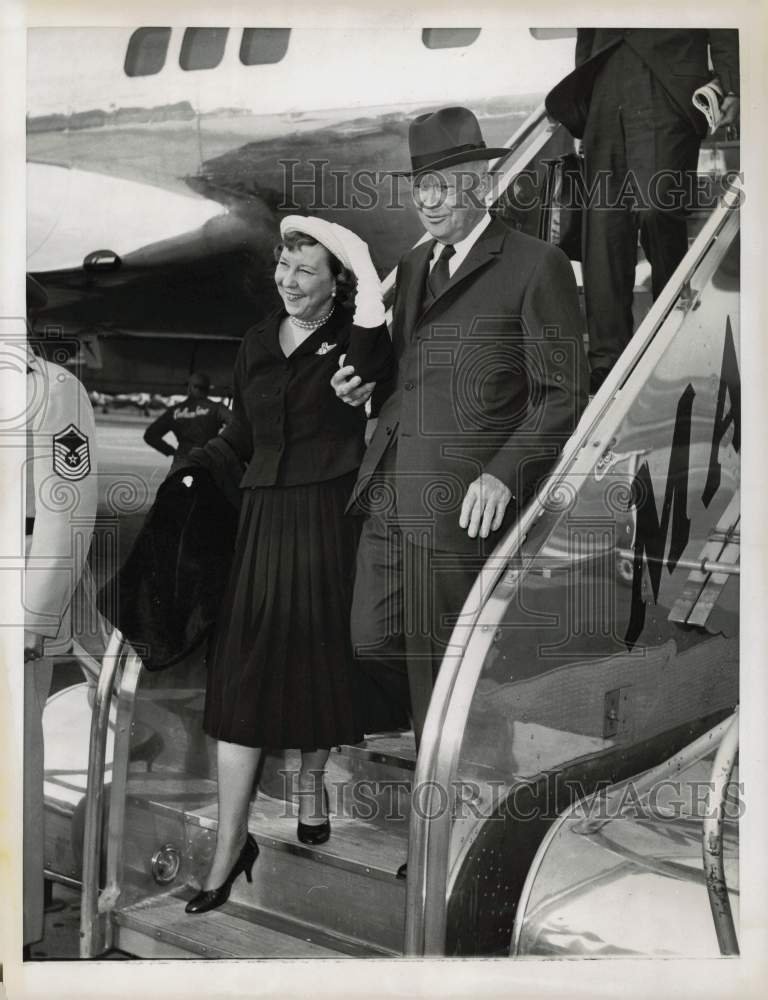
[116,891,384,958]
[190,790,410,878]
[358,731,416,761]
[336,732,416,775]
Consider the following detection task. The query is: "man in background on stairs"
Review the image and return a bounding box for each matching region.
[333,106,588,753]
[546,28,739,393]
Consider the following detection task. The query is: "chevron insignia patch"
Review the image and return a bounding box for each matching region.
[52,423,91,481]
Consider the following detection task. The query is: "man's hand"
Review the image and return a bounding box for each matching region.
[24,631,45,662]
[720,94,740,128]
[460,473,513,539]
[331,355,375,408]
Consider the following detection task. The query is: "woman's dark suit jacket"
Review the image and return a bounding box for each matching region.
[100,305,393,668]
[219,305,393,487]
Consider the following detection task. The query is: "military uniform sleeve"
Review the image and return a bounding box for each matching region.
[708,30,740,96]
[484,246,588,501]
[143,406,177,457]
[25,370,98,638]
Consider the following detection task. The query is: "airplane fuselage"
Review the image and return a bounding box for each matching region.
[27,25,575,393]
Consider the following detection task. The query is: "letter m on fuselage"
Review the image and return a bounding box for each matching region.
[624,384,695,648]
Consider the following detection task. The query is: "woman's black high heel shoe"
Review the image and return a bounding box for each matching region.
[185,833,259,914]
[297,788,331,846]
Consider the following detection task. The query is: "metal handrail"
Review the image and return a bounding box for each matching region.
[615,552,740,576]
[403,176,742,955]
[571,712,738,836]
[702,708,740,955]
[510,711,737,955]
[101,648,144,940]
[79,627,126,958]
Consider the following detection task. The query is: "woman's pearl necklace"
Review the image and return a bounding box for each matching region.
[289,303,334,331]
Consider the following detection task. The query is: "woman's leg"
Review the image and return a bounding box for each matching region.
[203,739,261,889]
[297,749,330,824]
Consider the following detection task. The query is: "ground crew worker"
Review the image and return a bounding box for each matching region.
[143,373,231,474]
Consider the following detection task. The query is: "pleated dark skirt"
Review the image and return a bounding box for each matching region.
[203,471,366,750]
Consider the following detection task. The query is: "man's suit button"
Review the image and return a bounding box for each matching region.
[404,381,415,391]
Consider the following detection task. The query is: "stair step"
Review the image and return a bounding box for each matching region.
[202,796,408,950]
[217,833,406,951]
[117,726,416,956]
[113,890,391,959]
[190,787,410,879]
[339,730,417,771]
[258,742,414,817]
[120,779,409,953]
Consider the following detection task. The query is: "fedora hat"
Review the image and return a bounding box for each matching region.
[402,106,509,177]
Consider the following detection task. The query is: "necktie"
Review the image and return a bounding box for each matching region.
[426,243,455,303]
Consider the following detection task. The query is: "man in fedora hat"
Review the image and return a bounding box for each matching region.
[333,106,588,750]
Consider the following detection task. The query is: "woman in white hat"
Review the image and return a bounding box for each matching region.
[184,216,402,914]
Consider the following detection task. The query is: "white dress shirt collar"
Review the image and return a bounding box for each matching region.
[429,212,493,277]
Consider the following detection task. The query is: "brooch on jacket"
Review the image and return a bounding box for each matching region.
[315,342,337,355]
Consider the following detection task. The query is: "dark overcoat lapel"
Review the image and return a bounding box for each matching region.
[398,219,508,338]
[399,239,434,342]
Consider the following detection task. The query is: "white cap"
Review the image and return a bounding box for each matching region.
[279,215,353,271]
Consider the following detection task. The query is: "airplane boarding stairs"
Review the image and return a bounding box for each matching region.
[39,109,741,959]
[45,654,418,958]
[106,734,416,958]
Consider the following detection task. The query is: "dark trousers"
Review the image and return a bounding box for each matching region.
[350,506,480,749]
[582,43,701,373]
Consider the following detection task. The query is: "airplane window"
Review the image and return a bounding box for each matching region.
[124,27,172,77]
[421,28,481,49]
[179,28,229,71]
[240,28,291,65]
